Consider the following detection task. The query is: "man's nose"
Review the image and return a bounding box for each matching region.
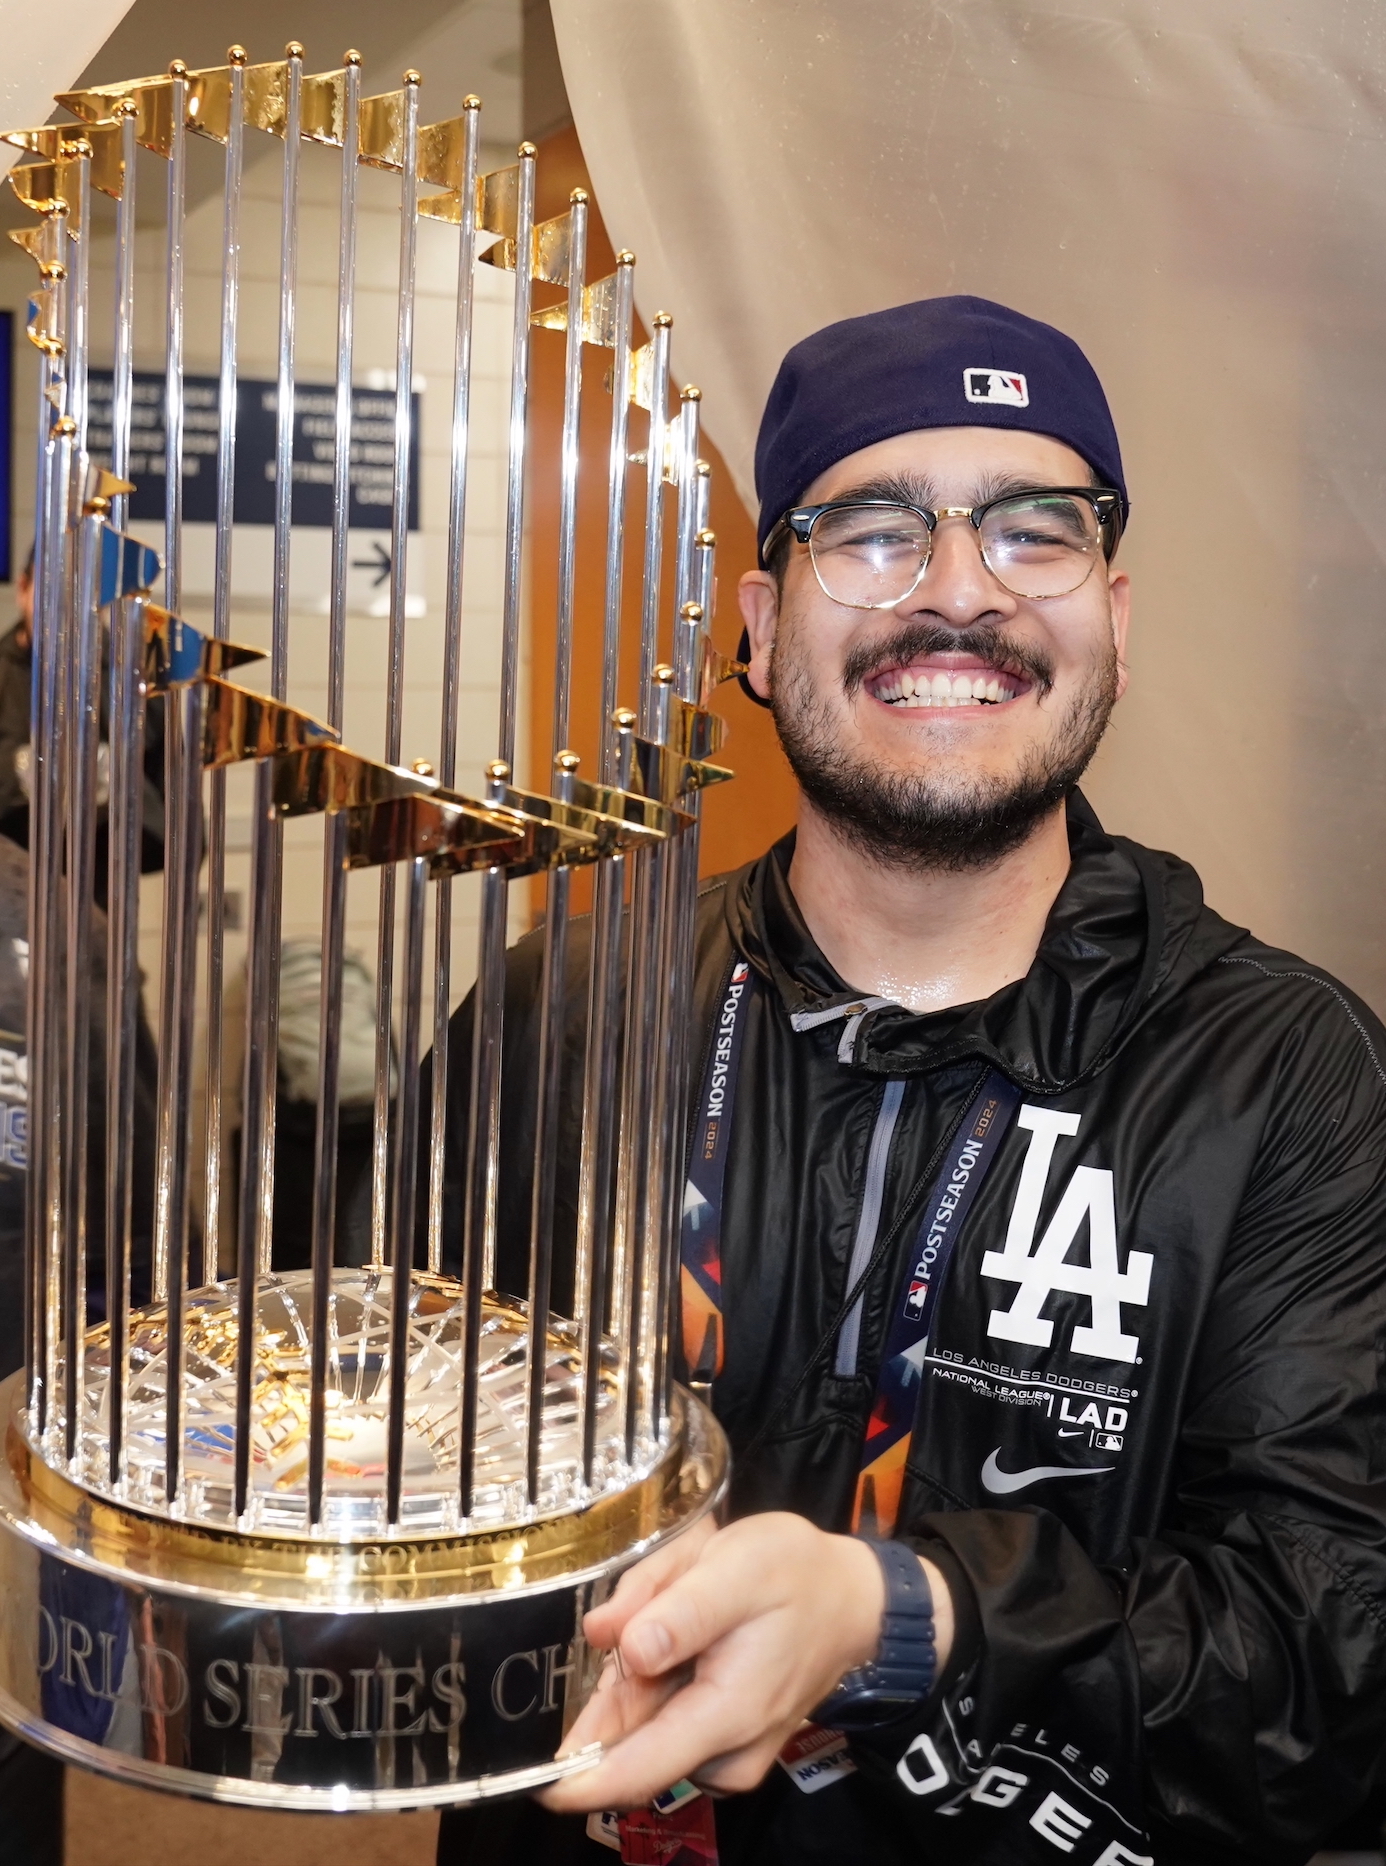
[898,517,1017,628]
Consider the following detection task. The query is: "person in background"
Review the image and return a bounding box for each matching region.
[0,550,166,905]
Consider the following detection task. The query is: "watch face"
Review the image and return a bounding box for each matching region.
[819,1688,923,1733]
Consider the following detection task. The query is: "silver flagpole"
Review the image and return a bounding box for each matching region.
[34,400,74,1446]
[154,62,208,1500]
[103,97,139,1487]
[25,169,72,1437]
[152,60,187,1303]
[370,69,422,1271]
[577,253,636,1480]
[425,95,481,1276]
[152,61,197,1505]
[614,315,673,1457]
[60,145,94,1468]
[644,394,702,1438]
[524,190,587,1506]
[386,838,429,1524]
[201,45,247,1291]
[459,142,536,1515]
[235,42,304,1520]
[637,315,672,728]
[308,46,362,1528]
[377,70,422,1532]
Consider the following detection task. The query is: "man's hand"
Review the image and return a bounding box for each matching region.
[538,1512,953,1813]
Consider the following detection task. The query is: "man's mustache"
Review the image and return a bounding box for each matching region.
[840,624,1056,699]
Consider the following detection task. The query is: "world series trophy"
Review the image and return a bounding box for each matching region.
[0,45,734,1808]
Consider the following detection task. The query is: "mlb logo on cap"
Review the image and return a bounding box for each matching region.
[964,367,1029,407]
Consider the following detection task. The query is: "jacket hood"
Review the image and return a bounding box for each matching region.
[723,792,1247,1092]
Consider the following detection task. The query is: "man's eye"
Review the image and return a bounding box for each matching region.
[830,527,918,552]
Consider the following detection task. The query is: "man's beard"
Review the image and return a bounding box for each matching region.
[771,619,1118,874]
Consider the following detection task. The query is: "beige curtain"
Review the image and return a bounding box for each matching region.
[0,0,135,166]
[554,0,1386,1010]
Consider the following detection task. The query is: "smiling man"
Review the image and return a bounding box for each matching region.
[437,297,1386,1866]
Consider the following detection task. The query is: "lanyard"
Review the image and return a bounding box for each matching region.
[679,959,1019,1535]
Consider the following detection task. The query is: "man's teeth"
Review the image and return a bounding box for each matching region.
[871,669,1019,707]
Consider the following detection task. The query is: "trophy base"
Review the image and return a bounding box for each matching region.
[0,1373,727,1810]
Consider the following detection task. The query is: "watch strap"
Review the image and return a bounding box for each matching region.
[816,1537,936,1730]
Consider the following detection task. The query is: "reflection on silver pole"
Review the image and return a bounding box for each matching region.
[657,594,709,1426]
[59,150,93,1468]
[525,191,588,1499]
[158,670,207,1508]
[152,62,188,1311]
[497,144,536,774]
[526,755,578,1505]
[550,192,587,755]
[370,70,422,1269]
[426,94,481,1276]
[103,98,140,1485]
[201,45,247,1289]
[637,316,672,731]
[62,499,100,1465]
[31,393,74,1441]
[308,45,362,1527]
[387,844,428,1524]
[598,255,636,786]
[460,761,511,1515]
[462,140,536,1380]
[64,142,90,497]
[576,256,636,1477]
[578,718,633,1482]
[236,42,304,1518]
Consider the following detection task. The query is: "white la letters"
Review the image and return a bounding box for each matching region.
[982,1107,1152,1363]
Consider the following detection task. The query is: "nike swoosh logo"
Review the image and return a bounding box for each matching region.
[1058,1429,1084,1438]
[981,1449,1111,1495]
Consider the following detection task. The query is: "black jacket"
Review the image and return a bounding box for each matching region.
[0,620,167,902]
[435,793,1386,1866]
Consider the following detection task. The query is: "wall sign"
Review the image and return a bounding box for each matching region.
[87,372,421,533]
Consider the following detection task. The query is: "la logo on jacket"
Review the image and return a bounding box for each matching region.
[981,1108,1152,1363]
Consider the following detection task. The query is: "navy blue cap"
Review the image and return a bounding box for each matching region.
[736,295,1126,703]
[754,294,1126,560]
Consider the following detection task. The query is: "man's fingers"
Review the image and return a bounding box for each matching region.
[617,1545,770,1678]
[583,1516,718,1649]
[552,1658,689,1760]
[539,1674,786,1813]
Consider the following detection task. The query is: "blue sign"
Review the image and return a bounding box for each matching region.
[86,371,420,533]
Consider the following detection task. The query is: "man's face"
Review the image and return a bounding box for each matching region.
[738,426,1130,871]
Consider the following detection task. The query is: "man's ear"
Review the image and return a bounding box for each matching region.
[1108,567,1131,701]
[737,570,778,702]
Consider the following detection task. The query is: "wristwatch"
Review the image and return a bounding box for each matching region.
[814,1537,937,1731]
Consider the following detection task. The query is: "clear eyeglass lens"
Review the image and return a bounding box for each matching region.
[807,496,1103,607]
[978,493,1102,597]
[808,504,932,609]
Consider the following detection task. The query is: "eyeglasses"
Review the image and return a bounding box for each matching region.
[764,488,1123,608]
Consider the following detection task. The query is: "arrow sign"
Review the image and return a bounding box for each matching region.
[351,540,391,587]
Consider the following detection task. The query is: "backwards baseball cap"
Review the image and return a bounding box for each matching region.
[737,295,1126,699]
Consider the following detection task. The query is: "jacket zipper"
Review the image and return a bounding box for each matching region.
[833,1077,907,1377]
